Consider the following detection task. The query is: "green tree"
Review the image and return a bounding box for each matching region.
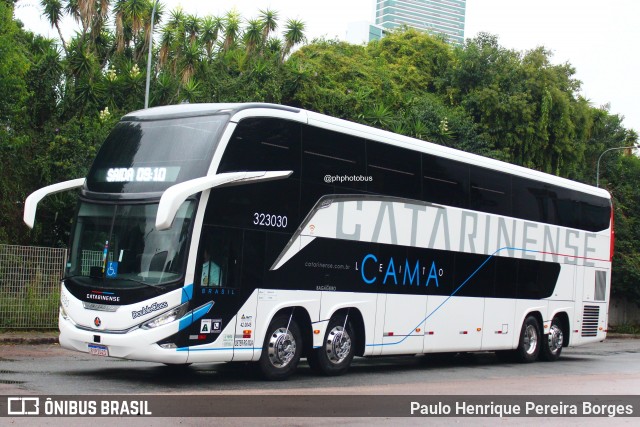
[259,9,278,41]
[6,5,639,309]
[244,19,263,56]
[200,16,223,60]
[0,0,31,244]
[222,10,241,51]
[282,18,305,62]
[608,155,640,305]
[40,0,68,54]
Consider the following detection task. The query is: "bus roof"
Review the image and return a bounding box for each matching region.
[123,103,610,199]
[123,103,300,121]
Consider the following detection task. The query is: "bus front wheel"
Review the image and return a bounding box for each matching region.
[308,314,355,376]
[258,314,302,380]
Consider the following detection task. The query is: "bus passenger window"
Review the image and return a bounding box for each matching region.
[423,155,469,208]
[198,226,242,288]
[201,249,223,287]
[470,167,511,216]
[367,141,421,199]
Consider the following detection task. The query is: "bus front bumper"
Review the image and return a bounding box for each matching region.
[58,314,189,364]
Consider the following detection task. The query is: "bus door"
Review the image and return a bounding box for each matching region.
[189,226,243,355]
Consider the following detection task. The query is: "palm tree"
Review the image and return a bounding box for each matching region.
[40,0,68,54]
[116,0,152,61]
[97,0,109,18]
[159,8,184,70]
[76,0,96,35]
[184,14,201,45]
[411,120,429,140]
[363,104,395,129]
[165,7,185,31]
[152,72,177,105]
[95,0,110,27]
[75,78,105,113]
[140,1,163,62]
[113,0,128,52]
[222,10,241,51]
[259,9,278,42]
[282,18,306,63]
[180,41,201,84]
[67,42,98,79]
[94,29,116,68]
[180,78,201,103]
[265,38,282,57]
[126,0,149,36]
[64,0,81,26]
[158,27,175,69]
[88,0,110,50]
[200,16,223,60]
[243,19,263,56]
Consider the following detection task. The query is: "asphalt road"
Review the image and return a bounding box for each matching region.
[1,338,639,425]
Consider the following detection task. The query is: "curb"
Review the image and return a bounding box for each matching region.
[606,333,640,339]
[0,338,58,345]
[0,335,59,345]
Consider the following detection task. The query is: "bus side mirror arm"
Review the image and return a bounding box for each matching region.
[155,171,293,231]
[23,178,86,229]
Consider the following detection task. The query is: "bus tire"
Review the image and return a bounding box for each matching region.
[516,315,541,363]
[258,314,302,380]
[540,317,564,361]
[308,314,355,376]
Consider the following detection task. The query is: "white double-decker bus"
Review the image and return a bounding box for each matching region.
[25,103,613,380]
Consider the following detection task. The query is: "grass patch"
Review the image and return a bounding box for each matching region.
[0,286,59,329]
[609,324,640,335]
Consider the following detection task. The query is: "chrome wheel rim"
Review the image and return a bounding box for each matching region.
[326,325,352,364]
[267,327,297,368]
[523,324,538,355]
[547,324,563,354]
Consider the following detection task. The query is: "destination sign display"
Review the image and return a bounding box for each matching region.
[97,167,181,183]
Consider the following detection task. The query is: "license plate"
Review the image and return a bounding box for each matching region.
[88,343,109,357]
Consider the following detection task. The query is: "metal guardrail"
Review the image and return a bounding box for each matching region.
[0,245,67,329]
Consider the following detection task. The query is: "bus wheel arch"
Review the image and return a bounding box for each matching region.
[553,311,570,347]
[339,308,365,357]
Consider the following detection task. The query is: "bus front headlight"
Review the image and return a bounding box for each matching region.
[59,303,78,326]
[141,302,189,329]
[59,303,69,320]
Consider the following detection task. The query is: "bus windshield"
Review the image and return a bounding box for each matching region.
[66,200,195,287]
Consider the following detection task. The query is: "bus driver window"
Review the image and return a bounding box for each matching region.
[201,248,223,287]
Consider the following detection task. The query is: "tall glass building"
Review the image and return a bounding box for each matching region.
[375,0,467,44]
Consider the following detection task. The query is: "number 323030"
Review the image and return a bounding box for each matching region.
[253,213,287,228]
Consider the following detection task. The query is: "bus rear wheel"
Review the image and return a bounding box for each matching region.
[540,317,564,361]
[308,314,355,376]
[258,314,302,380]
[516,315,541,363]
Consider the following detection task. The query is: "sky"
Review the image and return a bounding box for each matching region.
[13,0,640,133]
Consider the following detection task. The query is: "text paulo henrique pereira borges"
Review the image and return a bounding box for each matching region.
[409,400,634,417]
